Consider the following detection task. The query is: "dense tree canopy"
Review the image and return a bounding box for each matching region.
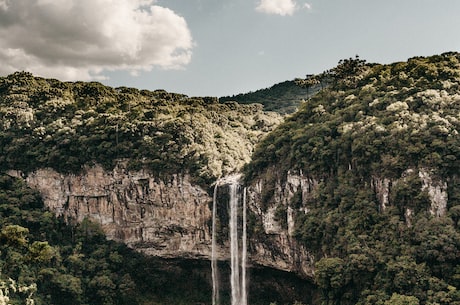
[2,52,460,304]
[246,52,460,305]
[220,80,320,114]
[0,73,281,185]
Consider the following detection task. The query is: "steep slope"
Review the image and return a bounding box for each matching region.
[245,52,460,304]
[3,52,460,305]
[0,173,315,305]
[0,72,281,184]
[0,72,311,304]
[219,79,322,114]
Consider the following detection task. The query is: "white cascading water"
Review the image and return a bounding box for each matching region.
[212,175,247,305]
[229,182,241,305]
[212,181,220,305]
[241,187,248,305]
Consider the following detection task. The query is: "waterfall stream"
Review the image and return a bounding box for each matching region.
[241,187,247,305]
[229,182,241,305]
[212,182,220,305]
[211,176,247,305]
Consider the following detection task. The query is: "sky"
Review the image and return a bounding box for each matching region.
[0,0,460,97]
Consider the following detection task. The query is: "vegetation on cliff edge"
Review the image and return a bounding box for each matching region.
[245,52,460,304]
[2,52,460,304]
[0,173,220,305]
[0,73,281,185]
[0,174,315,305]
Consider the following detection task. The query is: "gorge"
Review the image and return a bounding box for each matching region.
[2,53,460,304]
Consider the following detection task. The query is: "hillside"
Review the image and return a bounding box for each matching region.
[245,52,460,304]
[2,52,460,305]
[219,79,322,114]
[0,72,281,185]
[0,173,238,305]
[247,53,460,179]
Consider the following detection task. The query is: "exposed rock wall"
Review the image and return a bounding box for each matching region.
[11,164,448,280]
[23,164,213,259]
[418,168,448,217]
[246,170,317,278]
[17,164,317,277]
[246,167,449,277]
[372,168,448,217]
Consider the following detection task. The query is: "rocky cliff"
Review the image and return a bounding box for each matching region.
[3,53,460,304]
[12,164,315,277]
[8,161,449,280]
[244,166,449,277]
[12,164,212,259]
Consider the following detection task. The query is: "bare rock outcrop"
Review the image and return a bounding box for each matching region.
[17,164,317,277]
[247,170,317,278]
[24,163,212,259]
[12,163,448,280]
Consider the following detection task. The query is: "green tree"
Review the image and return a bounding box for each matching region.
[315,257,348,304]
[50,273,83,305]
[384,293,420,305]
[330,55,367,89]
[0,225,29,247]
[89,274,116,305]
[27,241,55,264]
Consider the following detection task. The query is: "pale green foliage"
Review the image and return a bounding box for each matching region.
[247,53,460,305]
[1,225,29,247]
[27,241,55,263]
[0,276,36,305]
[384,293,420,305]
[248,52,460,181]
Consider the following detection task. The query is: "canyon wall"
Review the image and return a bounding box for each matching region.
[14,164,312,276]
[22,164,213,259]
[9,164,449,279]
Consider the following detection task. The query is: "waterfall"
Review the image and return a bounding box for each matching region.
[228,178,248,305]
[229,182,240,305]
[241,187,248,305]
[212,182,220,305]
[212,175,247,305]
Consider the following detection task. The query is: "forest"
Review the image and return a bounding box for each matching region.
[0,72,280,186]
[1,52,460,304]
[219,80,318,114]
[246,52,460,305]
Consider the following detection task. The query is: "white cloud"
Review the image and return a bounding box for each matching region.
[255,0,312,16]
[0,0,8,10]
[0,0,193,81]
[255,0,297,16]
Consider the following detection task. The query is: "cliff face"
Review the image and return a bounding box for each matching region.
[246,170,317,277]
[21,164,212,259]
[244,167,449,277]
[15,164,312,276]
[10,163,450,279]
